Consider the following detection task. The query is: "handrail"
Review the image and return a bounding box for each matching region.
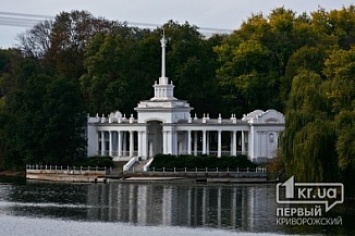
[149,166,266,173]
[143,158,155,172]
[123,157,136,172]
[26,165,110,174]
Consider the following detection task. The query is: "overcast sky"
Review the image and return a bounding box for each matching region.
[1,0,354,48]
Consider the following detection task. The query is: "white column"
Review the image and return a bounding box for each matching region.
[206,131,210,155]
[259,131,262,158]
[242,131,245,155]
[142,130,148,159]
[187,130,192,155]
[249,127,255,159]
[165,129,172,154]
[232,131,237,156]
[202,130,207,154]
[165,131,172,154]
[172,130,177,155]
[101,131,105,156]
[230,132,233,155]
[245,131,248,152]
[109,131,113,156]
[97,132,100,155]
[117,131,122,157]
[138,130,147,159]
[217,130,222,157]
[129,131,134,157]
[194,131,198,156]
[163,131,168,154]
[137,131,142,157]
[163,127,175,155]
[149,142,153,158]
[123,132,127,156]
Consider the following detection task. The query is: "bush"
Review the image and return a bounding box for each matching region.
[150,154,256,169]
[73,156,113,168]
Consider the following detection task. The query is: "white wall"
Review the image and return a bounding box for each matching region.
[87,124,98,157]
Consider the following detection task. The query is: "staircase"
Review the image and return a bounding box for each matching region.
[131,160,149,172]
[109,161,127,176]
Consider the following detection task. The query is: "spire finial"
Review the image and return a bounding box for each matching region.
[161,28,167,47]
[160,28,168,84]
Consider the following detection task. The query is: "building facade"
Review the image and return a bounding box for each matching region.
[86,35,285,163]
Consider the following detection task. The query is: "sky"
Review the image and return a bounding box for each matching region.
[1,0,354,49]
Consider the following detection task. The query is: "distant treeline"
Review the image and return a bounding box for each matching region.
[0,7,355,191]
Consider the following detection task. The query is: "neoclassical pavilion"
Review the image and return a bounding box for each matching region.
[86,35,285,163]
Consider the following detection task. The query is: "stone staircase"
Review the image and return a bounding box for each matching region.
[131,160,149,172]
[109,161,127,176]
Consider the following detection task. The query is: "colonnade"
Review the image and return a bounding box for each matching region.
[97,128,248,159]
[179,130,248,157]
[98,130,138,158]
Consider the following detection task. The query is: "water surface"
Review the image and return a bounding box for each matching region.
[0,177,353,235]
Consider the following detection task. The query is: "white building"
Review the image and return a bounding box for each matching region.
[86,35,285,163]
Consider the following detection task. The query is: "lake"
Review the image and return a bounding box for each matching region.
[0,177,354,235]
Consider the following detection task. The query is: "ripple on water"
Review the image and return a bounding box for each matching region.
[0,214,283,236]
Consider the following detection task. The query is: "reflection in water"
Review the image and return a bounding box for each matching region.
[0,178,353,235]
[86,183,277,232]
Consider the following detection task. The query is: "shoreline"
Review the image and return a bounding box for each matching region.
[2,171,355,201]
[0,170,26,177]
[25,172,271,184]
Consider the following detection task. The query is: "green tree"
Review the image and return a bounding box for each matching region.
[282,70,337,182]
[163,21,221,116]
[324,48,355,186]
[215,8,302,115]
[328,6,355,49]
[18,10,131,78]
[2,59,86,167]
[280,46,329,106]
[80,30,152,115]
[81,21,222,116]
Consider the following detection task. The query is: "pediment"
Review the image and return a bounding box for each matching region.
[243,109,285,124]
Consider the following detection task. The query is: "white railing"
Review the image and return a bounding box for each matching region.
[123,157,136,172]
[97,150,110,156]
[208,151,233,156]
[26,165,110,175]
[97,150,139,158]
[143,158,155,172]
[177,150,248,156]
[149,166,266,174]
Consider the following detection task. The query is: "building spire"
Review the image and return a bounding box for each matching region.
[159,29,168,85]
[151,30,176,101]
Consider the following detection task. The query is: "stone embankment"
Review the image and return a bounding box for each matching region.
[26,165,109,183]
[26,164,270,183]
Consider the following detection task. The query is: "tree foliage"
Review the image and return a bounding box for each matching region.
[282,71,337,182]
[80,21,222,116]
[212,5,355,187]
[1,58,86,168]
[323,48,355,186]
